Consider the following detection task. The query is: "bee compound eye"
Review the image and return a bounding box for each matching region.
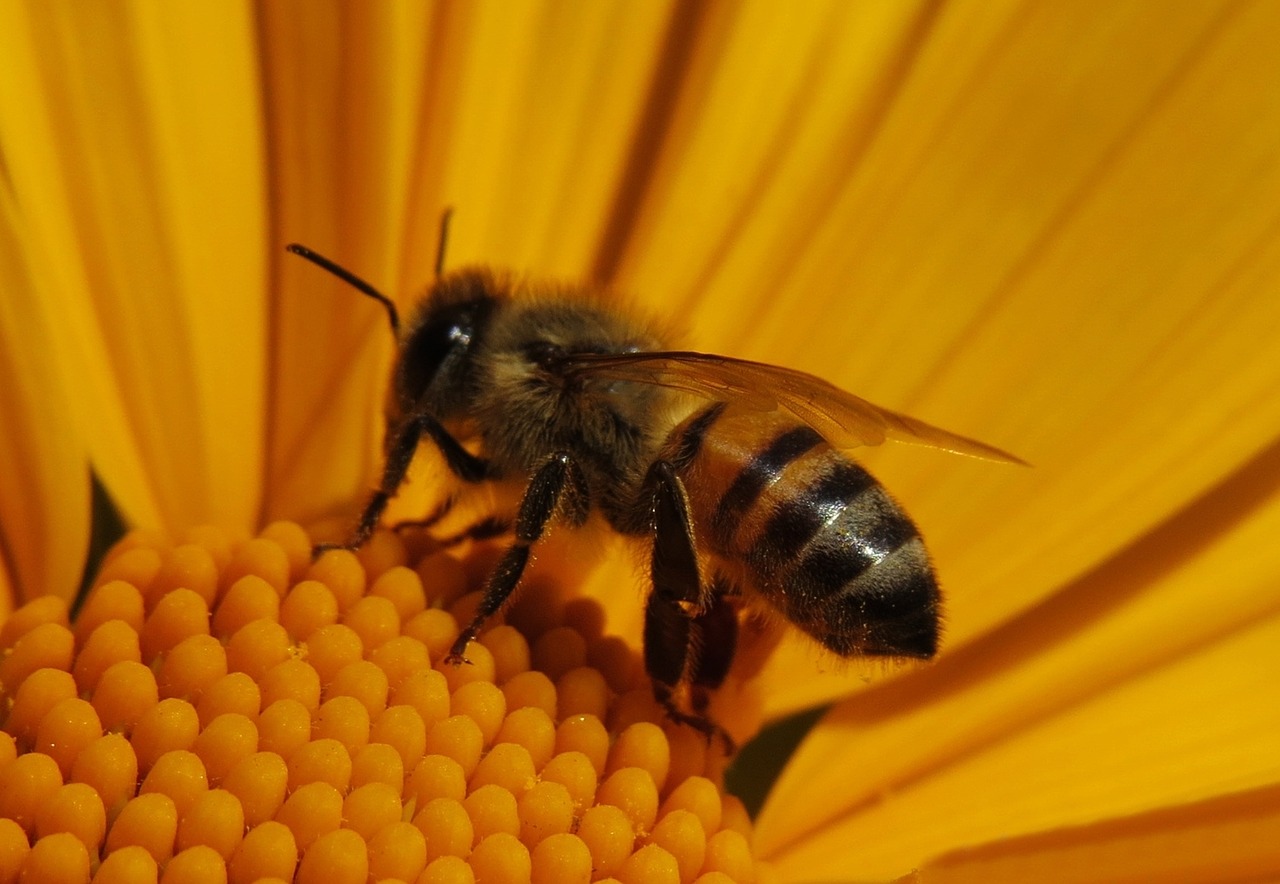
[524,342,567,370]
[399,305,483,399]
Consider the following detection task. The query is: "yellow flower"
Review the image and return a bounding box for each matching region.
[3,2,1279,882]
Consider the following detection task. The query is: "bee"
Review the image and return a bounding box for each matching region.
[289,230,1021,747]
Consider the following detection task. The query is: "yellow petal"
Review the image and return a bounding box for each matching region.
[613,1,938,303]
[258,1,676,525]
[0,187,90,608]
[255,0,437,526]
[757,449,1280,877]
[919,785,1280,883]
[894,0,1280,649]
[0,561,12,615]
[683,0,1280,717]
[398,0,677,278]
[0,2,267,532]
[765,609,1280,880]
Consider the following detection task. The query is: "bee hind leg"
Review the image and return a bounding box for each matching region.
[444,451,588,664]
[649,604,740,755]
[687,581,738,711]
[642,462,737,753]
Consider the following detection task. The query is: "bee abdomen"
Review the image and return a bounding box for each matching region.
[745,455,940,659]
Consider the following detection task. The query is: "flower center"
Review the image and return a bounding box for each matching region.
[0,521,769,882]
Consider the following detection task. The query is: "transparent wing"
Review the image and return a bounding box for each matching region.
[564,350,1026,463]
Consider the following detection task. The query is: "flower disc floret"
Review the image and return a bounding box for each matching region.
[0,523,770,881]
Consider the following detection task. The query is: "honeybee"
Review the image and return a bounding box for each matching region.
[289,234,1021,747]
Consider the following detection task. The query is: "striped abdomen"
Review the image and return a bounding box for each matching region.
[674,405,940,659]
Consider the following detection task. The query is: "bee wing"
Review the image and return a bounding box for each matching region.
[564,350,1026,463]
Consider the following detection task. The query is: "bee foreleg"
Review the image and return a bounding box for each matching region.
[445,451,588,664]
[391,493,457,533]
[314,413,490,559]
[642,462,736,752]
[435,516,513,548]
[418,415,491,483]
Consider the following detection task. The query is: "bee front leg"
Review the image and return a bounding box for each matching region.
[314,412,491,559]
[445,451,589,664]
[641,462,737,752]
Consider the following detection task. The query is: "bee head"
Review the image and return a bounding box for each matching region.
[395,269,500,417]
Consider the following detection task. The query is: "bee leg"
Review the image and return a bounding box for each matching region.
[445,451,589,665]
[436,516,513,548]
[390,494,457,534]
[314,413,491,559]
[395,509,512,549]
[642,462,737,753]
[687,581,738,714]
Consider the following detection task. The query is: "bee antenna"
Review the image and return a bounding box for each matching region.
[435,207,454,279]
[286,243,400,336]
